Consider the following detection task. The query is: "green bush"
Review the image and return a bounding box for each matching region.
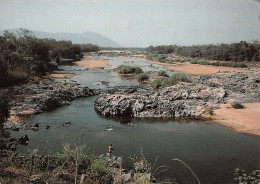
[198,60,210,65]
[116,65,143,74]
[170,72,189,84]
[90,158,111,179]
[220,61,247,68]
[158,70,169,77]
[138,73,149,82]
[190,60,198,64]
[151,72,189,88]
[151,79,162,88]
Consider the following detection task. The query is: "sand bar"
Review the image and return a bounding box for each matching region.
[74,59,111,70]
[142,61,250,77]
[203,103,260,137]
[49,74,77,79]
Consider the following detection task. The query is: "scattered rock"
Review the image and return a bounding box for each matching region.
[101,81,109,86]
[11,126,19,131]
[62,121,72,127]
[99,153,122,168]
[44,125,50,129]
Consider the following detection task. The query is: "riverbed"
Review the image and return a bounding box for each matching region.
[11,56,259,183]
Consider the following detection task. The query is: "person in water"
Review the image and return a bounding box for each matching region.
[109,144,113,158]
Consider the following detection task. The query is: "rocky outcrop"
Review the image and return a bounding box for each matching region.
[193,72,260,103]
[8,79,100,122]
[3,121,50,131]
[95,83,226,119]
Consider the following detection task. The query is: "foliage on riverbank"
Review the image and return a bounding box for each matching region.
[146,41,260,62]
[0,143,113,184]
[0,29,100,87]
[151,72,190,88]
[190,59,247,68]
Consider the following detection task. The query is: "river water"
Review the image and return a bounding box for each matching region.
[11,56,259,184]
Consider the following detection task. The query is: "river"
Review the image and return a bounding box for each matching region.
[11,56,259,184]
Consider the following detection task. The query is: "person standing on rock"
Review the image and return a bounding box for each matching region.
[109,144,113,158]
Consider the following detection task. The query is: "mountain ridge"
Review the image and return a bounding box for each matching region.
[0,29,121,47]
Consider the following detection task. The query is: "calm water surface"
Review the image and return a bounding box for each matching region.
[11,56,259,183]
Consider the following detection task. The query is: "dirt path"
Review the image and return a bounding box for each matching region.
[203,103,260,137]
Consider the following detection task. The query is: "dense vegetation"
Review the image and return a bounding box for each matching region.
[151,72,189,88]
[116,65,143,74]
[0,90,10,126]
[146,41,260,62]
[0,29,100,87]
[0,144,113,184]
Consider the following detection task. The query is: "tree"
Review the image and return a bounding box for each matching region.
[0,90,10,126]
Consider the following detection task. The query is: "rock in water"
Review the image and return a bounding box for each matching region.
[62,121,72,127]
[19,135,29,145]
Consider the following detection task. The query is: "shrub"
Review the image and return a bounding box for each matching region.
[116,65,143,74]
[151,73,189,88]
[212,61,220,66]
[169,72,189,84]
[158,70,169,77]
[90,158,111,179]
[205,107,214,115]
[138,73,149,82]
[198,60,210,65]
[151,79,162,88]
[190,60,198,64]
[220,61,247,68]
[231,101,245,109]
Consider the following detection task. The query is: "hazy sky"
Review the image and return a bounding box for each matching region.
[0,0,259,47]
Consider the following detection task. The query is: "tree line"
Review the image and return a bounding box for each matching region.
[146,41,260,62]
[0,29,100,87]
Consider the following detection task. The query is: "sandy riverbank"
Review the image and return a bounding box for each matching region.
[142,61,252,77]
[203,103,260,137]
[49,73,77,79]
[74,59,111,70]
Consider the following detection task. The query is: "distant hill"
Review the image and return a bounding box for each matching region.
[0,29,121,47]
